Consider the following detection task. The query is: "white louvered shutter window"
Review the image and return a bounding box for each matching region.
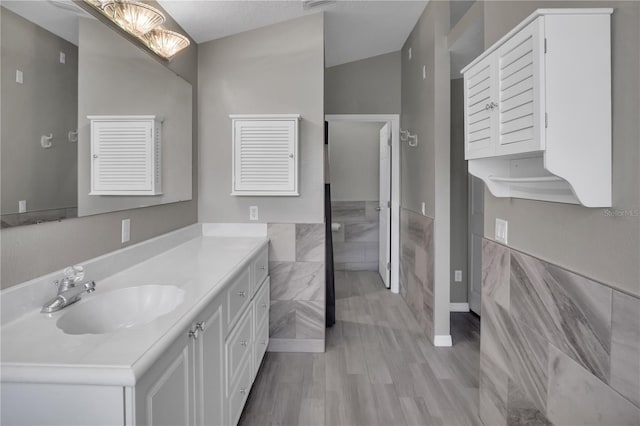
[231,115,300,196]
[89,116,162,196]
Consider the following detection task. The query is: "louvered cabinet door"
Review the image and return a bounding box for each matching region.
[91,120,155,195]
[495,17,546,156]
[464,54,497,160]
[232,118,298,196]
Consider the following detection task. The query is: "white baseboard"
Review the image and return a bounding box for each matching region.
[433,335,453,347]
[450,302,470,312]
[268,338,325,353]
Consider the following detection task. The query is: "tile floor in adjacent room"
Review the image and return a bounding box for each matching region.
[239,270,482,426]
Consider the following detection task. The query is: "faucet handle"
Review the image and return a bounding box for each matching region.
[63,265,85,283]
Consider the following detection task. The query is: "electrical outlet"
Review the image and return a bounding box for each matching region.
[454,270,462,282]
[249,206,259,221]
[15,70,23,84]
[18,200,27,213]
[408,47,412,60]
[495,218,508,244]
[121,219,130,243]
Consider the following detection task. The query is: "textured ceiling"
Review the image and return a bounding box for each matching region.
[157,0,428,67]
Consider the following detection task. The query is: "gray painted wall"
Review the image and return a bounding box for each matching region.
[198,14,325,225]
[450,78,468,304]
[328,121,382,202]
[325,51,401,114]
[482,1,640,298]
[401,1,451,337]
[77,18,192,217]
[1,1,198,289]
[1,8,78,215]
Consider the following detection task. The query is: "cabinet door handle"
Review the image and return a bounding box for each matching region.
[237,290,247,298]
[240,339,248,347]
[196,321,205,332]
[188,329,199,339]
[240,387,247,395]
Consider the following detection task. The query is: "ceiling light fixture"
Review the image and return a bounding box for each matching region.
[83,0,190,60]
[102,0,165,37]
[144,28,190,59]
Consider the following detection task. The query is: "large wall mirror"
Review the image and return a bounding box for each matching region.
[0,0,192,228]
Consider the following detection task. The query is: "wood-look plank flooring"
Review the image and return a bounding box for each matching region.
[239,270,482,426]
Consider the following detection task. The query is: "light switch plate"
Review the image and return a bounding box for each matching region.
[121,219,131,243]
[408,47,412,60]
[495,218,508,244]
[15,70,23,84]
[421,202,426,216]
[422,65,426,80]
[59,51,66,64]
[18,200,27,213]
[454,270,462,282]
[249,206,259,221]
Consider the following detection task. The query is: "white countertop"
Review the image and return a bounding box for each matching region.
[1,235,268,387]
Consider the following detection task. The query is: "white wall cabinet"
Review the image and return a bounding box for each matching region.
[89,116,162,196]
[462,9,612,207]
[230,114,300,196]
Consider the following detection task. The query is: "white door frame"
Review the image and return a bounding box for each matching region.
[325,114,401,294]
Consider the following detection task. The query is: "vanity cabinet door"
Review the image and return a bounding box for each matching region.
[194,302,225,426]
[135,326,195,426]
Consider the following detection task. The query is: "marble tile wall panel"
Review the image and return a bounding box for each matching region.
[267,223,325,351]
[331,201,379,271]
[506,379,551,426]
[510,251,612,382]
[546,345,640,426]
[481,238,640,426]
[399,208,434,340]
[610,290,640,408]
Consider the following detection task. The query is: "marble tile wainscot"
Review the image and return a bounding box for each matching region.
[331,201,380,271]
[267,223,326,352]
[480,239,640,426]
[399,207,435,342]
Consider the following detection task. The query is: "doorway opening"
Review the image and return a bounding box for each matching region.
[324,114,400,294]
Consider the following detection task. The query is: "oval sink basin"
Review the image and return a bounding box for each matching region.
[57,285,185,335]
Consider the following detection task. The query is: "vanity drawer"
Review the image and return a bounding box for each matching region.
[226,266,251,330]
[253,277,270,328]
[251,246,268,297]
[227,351,252,426]
[254,316,269,379]
[226,306,253,392]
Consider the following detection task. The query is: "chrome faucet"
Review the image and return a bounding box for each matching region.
[41,265,96,313]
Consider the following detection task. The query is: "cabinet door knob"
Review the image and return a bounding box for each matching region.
[240,339,248,347]
[237,290,247,298]
[188,329,199,339]
[261,340,267,345]
[196,321,205,332]
[485,103,491,110]
[240,387,247,395]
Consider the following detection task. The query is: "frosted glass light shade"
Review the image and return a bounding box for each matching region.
[102,1,165,37]
[145,28,190,59]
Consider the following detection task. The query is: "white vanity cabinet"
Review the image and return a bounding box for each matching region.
[462,9,612,207]
[133,245,269,426]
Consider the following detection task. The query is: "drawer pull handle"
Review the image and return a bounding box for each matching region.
[240,387,247,395]
[261,303,268,309]
[240,339,248,347]
[237,290,247,298]
[195,321,205,332]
